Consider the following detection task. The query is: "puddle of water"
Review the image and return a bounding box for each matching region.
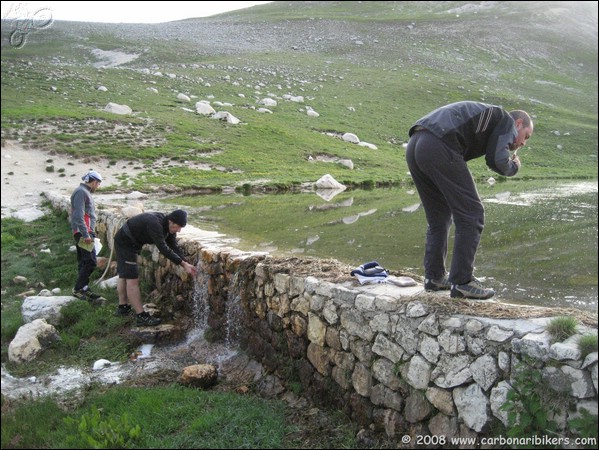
[171,180,598,311]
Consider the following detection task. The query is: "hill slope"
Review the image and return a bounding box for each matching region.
[1,1,597,192]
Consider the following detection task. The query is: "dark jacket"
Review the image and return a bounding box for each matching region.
[409,101,520,176]
[123,212,184,265]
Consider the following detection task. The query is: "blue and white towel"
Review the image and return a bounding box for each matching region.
[350,261,389,285]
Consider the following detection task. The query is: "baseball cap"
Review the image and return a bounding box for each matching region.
[82,170,102,183]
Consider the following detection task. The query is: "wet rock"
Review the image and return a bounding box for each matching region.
[178,364,218,388]
[129,323,186,344]
[218,352,264,385]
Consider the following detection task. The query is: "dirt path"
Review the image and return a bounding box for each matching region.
[1,140,140,219]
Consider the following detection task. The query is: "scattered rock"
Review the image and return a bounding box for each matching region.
[178,364,218,389]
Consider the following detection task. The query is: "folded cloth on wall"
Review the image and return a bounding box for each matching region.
[350,261,389,285]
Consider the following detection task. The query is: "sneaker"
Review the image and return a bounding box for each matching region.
[72,288,106,303]
[424,276,451,291]
[136,312,161,327]
[84,290,103,301]
[450,278,495,300]
[115,304,132,316]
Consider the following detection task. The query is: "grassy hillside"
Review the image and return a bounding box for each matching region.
[1,1,597,192]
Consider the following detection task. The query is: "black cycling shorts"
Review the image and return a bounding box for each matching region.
[114,228,140,279]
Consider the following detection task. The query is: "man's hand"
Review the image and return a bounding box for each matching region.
[512,153,521,169]
[182,261,198,277]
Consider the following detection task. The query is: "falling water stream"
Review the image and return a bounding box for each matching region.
[1,273,244,400]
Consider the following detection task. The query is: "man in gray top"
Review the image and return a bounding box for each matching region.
[406,101,533,299]
[70,170,104,302]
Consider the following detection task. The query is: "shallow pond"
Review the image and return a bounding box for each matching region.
[168,180,598,312]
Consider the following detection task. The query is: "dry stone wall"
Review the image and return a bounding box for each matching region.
[48,194,599,442]
[232,263,598,440]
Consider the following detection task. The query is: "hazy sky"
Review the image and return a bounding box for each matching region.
[1,1,273,24]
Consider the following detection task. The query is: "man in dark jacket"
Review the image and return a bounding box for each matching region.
[70,170,105,302]
[406,101,533,299]
[114,209,198,326]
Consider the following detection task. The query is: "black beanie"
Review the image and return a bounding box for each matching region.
[167,209,187,227]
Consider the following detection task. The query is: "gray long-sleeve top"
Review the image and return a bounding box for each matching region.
[409,101,520,177]
[70,183,96,238]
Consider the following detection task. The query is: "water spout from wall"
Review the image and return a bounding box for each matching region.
[192,269,210,331]
[224,271,244,348]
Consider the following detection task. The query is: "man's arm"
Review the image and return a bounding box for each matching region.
[485,116,520,176]
[147,220,184,265]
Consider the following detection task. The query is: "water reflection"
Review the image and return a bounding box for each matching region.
[315,187,346,201]
[168,180,598,312]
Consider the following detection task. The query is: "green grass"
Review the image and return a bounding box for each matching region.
[1,213,73,355]
[1,386,290,449]
[577,334,598,359]
[546,316,579,343]
[0,210,135,376]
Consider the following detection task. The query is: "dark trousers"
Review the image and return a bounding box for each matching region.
[405,131,484,285]
[74,233,97,291]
